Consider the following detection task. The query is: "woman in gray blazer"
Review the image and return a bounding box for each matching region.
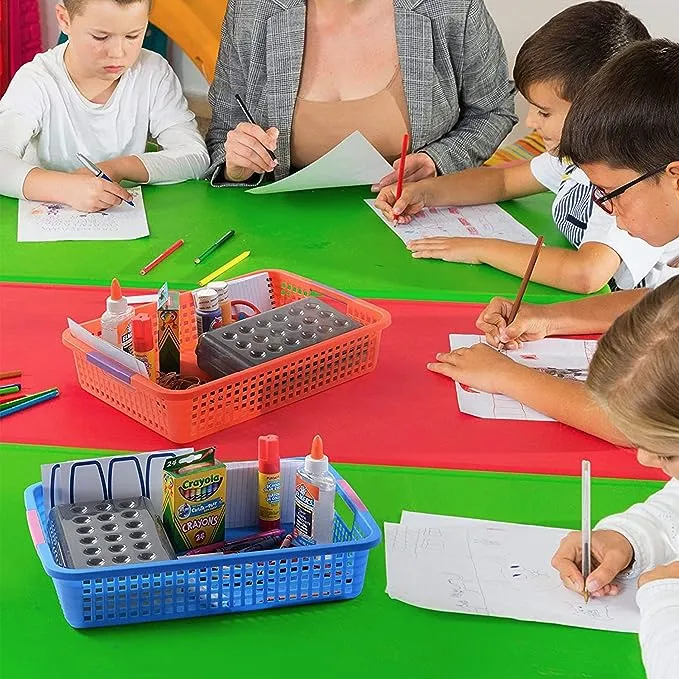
[206,0,517,188]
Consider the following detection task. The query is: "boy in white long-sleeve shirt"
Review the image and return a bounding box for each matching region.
[551,277,679,679]
[0,0,209,212]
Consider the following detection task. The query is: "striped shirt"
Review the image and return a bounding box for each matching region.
[530,152,679,290]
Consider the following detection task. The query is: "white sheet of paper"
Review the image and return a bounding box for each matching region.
[247,131,393,195]
[41,448,194,513]
[365,199,537,246]
[18,187,149,242]
[67,318,149,378]
[385,512,639,633]
[449,335,597,421]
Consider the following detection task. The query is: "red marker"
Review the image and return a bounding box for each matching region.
[258,434,281,530]
[139,239,184,276]
[395,133,410,201]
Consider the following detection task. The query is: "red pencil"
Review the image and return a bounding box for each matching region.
[139,239,184,276]
[395,133,410,201]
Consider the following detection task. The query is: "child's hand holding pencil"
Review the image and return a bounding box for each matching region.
[475,297,555,350]
[551,529,634,599]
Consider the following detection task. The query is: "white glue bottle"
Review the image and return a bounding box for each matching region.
[293,435,336,545]
[101,278,135,354]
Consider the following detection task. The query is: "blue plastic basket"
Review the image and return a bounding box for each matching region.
[25,466,381,628]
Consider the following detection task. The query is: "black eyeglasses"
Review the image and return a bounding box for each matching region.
[592,165,668,214]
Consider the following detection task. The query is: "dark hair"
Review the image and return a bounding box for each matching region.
[514,1,649,102]
[560,39,679,174]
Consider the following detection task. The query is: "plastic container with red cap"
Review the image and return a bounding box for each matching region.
[132,313,158,382]
[258,434,281,530]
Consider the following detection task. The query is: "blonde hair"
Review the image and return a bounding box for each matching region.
[587,277,679,455]
[62,0,150,17]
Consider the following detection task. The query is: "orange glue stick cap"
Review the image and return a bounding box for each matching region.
[132,314,154,353]
[258,434,280,475]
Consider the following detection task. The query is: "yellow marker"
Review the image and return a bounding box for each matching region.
[198,250,251,286]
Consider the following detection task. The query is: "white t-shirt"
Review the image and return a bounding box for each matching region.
[530,153,679,290]
[0,43,209,198]
[597,479,679,679]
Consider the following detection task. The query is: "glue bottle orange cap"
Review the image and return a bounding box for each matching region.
[311,435,324,460]
[110,278,122,300]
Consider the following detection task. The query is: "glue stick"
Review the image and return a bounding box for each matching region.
[132,313,158,382]
[293,435,336,545]
[101,278,135,353]
[258,435,281,530]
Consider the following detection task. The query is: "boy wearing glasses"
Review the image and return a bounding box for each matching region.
[426,39,679,446]
[375,2,671,294]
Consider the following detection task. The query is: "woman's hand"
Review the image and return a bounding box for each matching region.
[225,123,279,182]
[426,343,520,394]
[551,529,634,598]
[372,152,436,192]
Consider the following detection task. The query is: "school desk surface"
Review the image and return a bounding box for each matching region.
[0,445,656,679]
[0,181,606,303]
[0,282,659,481]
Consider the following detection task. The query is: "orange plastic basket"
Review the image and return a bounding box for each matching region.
[62,270,391,443]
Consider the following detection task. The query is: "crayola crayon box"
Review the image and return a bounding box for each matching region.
[162,447,226,552]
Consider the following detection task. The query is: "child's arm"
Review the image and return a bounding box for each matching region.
[427,343,631,445]
[476,289,648,349]
[408,239,619,294]
[637,563,679,679]
[134,60,210,185]
[373,160,545,222]
[0,71,132,210]
[596,480,679,577]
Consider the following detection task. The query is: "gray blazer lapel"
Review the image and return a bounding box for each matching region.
[394,3,433,153]
[266,2,306,178]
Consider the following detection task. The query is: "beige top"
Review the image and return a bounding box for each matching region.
[290,67,411,170]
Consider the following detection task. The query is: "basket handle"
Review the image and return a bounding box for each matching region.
[337,479,368,514]
[86,352,135,384]
[26,509,45,546]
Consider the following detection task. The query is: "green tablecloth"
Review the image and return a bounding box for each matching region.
[0,183,602,302]
[1,443,655,679]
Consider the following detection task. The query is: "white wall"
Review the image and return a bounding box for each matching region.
[486,0,679,139]
[40,0,679,110]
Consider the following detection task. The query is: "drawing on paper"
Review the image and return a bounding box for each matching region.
[17,188,149,242]
[385,516,640,633]
[535,367,589,381]
[365,199,538,247]
[448,334,598,422]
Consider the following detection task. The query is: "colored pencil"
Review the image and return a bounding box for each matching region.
[194,230,236,264]
[198,250,251,286]
[235,94,276,161]
[0,388,58,413]
[140,239,185,276]
[506,236,544,326]
[395,133,410,201]
[76,153,135,207]
[0,370,21,380]
[0,384,20,396]
[0,389,59,418]
[581,460,592,603]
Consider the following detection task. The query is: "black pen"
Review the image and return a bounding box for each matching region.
[234,94,277,161]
